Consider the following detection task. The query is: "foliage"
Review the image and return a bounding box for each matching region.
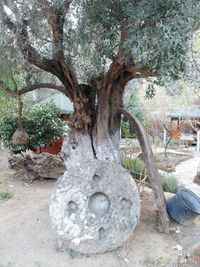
[78,0,200,83]
[122,86,149,137]
[0,61,25,92]
[127,89,145,121]
[122,153,181,193]
[0,1,199,86]
[0,90,17,118]
[143,256,166,267]
[121,120,134,139]
[121,153,146,177]
[0,102,65,153]
[159,173,181,193]
[0,191,12,200]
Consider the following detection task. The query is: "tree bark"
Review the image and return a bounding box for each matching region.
[93,76,125,162]
[62,81,124,167]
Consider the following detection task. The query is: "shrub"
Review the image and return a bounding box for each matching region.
[121,120,134,138]
[0,191,12,199]
[0,102,65,153]
[122,153,181,193]
[121,153,146,177]
[159,173,180,193]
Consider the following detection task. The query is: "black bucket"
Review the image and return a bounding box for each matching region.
[166,188,200,224]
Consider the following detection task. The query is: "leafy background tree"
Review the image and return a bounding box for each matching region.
[122,82,148,138]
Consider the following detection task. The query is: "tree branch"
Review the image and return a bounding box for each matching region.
[0,0,89,110]
[35,0,81,100]
[17,83,67,96]
[102,30,128,89]
[43,7,65,59]
[60,0,73,11]
[0,0,59,74]
[0,0,16,30]
[123,65,157,83]
[36,0,72,59]
[120,108,169,233]
[0,0,76,99]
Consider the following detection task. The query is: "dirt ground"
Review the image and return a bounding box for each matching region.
[0,150,200,267]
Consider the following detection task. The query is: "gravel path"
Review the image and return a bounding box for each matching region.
[173,154,200,186]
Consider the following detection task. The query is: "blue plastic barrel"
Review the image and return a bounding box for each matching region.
[166,188,200,224]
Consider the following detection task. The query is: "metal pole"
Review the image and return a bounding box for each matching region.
[163,127,167,145]
[197,130,200,152]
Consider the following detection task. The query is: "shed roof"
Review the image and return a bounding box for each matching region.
[34,92,73,114]
[167,106,200,119]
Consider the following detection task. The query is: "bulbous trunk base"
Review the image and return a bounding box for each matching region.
[61,129,121,169]
[49,159,140,254]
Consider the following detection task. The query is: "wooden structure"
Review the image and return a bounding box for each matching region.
[167,106,200,145]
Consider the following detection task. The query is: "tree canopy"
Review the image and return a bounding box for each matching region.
[0,0,199,91]
[0,0,199,159]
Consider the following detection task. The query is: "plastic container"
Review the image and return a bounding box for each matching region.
[166,188,200,224]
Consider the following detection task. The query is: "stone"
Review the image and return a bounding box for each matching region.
[8,151,66,182]
[49,160,140,254]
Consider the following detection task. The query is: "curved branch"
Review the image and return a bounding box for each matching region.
[0,0,16,30]
[103,30,128,89]
[1,0,93,108]
[17,26,59,75]
[17,83,67,96]
[123,65,157,83]
[36,0,72,59]
[0,0,78,100]
[35,0,81,99]
[0,0,58,74]
[163,123,172,158]
[120,108,169,234]
[102,28,157,90]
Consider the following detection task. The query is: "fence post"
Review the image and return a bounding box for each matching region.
[197,131,200,152]
[163,127,167,145]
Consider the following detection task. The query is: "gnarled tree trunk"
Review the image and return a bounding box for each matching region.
[61,78,124,168]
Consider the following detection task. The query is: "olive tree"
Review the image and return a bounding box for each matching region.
[0,0,199,233]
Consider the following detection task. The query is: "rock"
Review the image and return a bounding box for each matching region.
[194,162,200,185]
[49,160,140,254]
[8,151,66,182]
[194,175,200,185]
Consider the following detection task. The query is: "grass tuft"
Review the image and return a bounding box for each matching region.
[0,191,12,200]
[159,173,181,193]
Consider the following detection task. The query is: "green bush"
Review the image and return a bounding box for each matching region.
[0,102,65,153]
[122,153,181,193]
[121,153,145,177]
[159,173,180,193]
[121,120,134,138]
[0,191,12,200]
